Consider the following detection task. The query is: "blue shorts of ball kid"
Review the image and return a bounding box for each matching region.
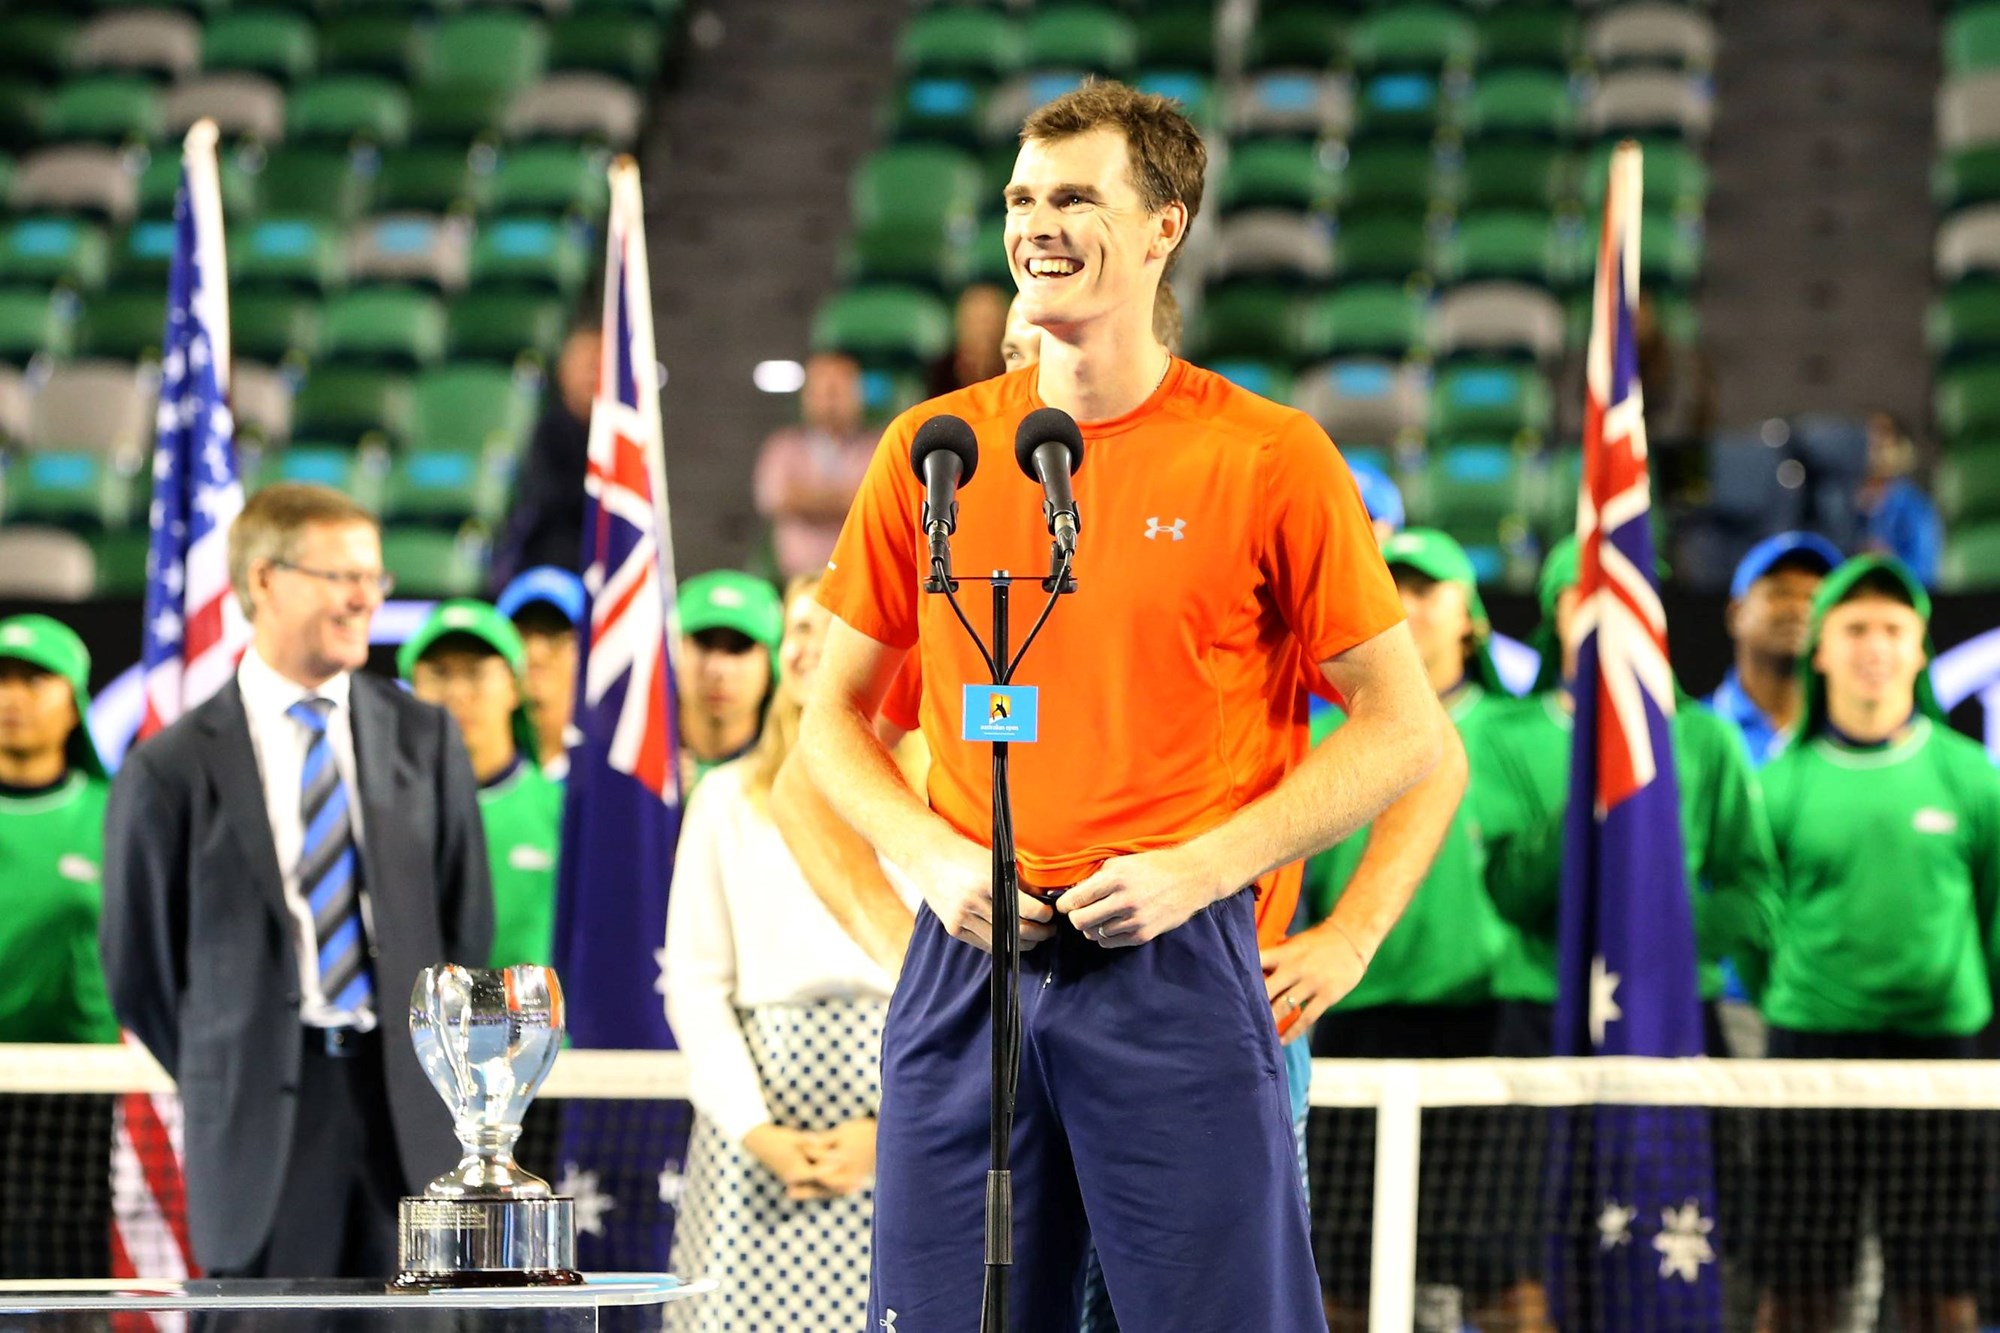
[868,889,1326,1332]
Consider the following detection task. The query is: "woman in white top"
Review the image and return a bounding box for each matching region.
[663,573,908,1332]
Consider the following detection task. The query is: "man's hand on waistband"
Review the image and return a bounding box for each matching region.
[1259,921,1372,1044]
[919,830,1056,953]
[1054,844,1229,948]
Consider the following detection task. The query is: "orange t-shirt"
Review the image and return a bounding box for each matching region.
[818,360,1403,945]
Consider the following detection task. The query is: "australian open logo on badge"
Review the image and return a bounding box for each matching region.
[962,684,1039,743]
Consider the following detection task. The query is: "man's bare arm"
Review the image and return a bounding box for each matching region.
[771,718,916,975]
[1059,623,1445,945]
[798,616,1052,951]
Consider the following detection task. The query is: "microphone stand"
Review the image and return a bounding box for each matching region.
[924,539,1076,1333]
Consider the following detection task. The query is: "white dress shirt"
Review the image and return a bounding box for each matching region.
[664,759,912,1143]
[236,647,376,1030]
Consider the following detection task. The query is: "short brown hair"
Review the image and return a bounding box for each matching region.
[1021,79,1207,234]
[228,483,378,618]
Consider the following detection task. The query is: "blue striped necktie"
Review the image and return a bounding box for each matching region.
[289,697,373,1014]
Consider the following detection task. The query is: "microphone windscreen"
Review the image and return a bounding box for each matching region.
[909,414,979,485]
[1014,407,1085,479]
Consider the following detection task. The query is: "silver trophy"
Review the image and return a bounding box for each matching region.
[394,964,582,1287]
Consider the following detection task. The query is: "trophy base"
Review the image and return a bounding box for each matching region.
[393,1197,581,1288]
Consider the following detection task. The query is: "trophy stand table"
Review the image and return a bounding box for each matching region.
[0,1274,716,1330]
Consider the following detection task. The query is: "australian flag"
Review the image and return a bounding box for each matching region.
[550,156,689,1276]
[1548,141,1722,1330]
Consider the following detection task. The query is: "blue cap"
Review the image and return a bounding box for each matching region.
[497,566,587,626]
[1729,532,1844,601]
[1350,461,1404,532]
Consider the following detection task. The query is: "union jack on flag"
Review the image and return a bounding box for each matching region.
[551,155,689,1273]
[1548,141,1721,1329]
[115,118,250,1319]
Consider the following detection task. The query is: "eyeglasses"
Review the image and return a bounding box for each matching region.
[273,561,396,596]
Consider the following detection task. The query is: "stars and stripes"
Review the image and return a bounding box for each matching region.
[551,155,689,1274]
[1549,141,1722,1329]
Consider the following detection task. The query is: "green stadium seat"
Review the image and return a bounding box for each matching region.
[1936,362,2000,440]
[0,84,45,154]
[1205,359,1291,404]
[548,14,666,87]
[1025,8,1137,77]
[427,12,548,97]
[0,288,73,363]
[1218,139,1339,214]
[293,366,410,447]
[0,14,78,84]
[574,0,684,17]
[235,216,345,292]
[1297,284,1427,360]
[234,291,320,362]
[90,528,150,597]
[1137,11,1217,73]
[467,216,589,294]
[852,145,983,233]
[42,77,162,145]
[0,217,109,291]
[1478,7,1581,70]
[1,450,136,531]
[410,85,512,142]
[1638,211,1702,288]
[1348,5,1476,74]
[261,444,389,512]
[319,16,432,82]
[1189,282,1299,362]
[138,152,258,222]
[1246,10,1342,71]
[111,218,176,287]
[1940,519,2000,590]
[374,146,482,213]
[1462,69,1576,140]
[1935,443,2000,523]
[378,525,488,597]
[1580,141,1711,216]
[488,144,610,217]
[382,443,513,525]
[75,291,165,360]
[810,285,952,366]
[859,366,925,423]
[446,290,565,364]
[1353,72,1446,140]
[319,287,447,366]
[410,363,535,451]
[1946,4,2000,74]
[1433,210,1580,287]
[1535,448,1583,543]
[1407,442,1533,546]
[1430,362,1552,443]
[1930,282,2000,360]
[842,221,968,290]
[886,78,985,147]
[964,215,1010,285]
[1135,71,1216,130]
[1937,146,2000,211]
[899,11,1024,80]
[256,148,369,224]
[203,11,319,84]
[1342,143,1440,212]
[1336,211,1430,282]
[287,75,411,147]
[1460,143,1574,211]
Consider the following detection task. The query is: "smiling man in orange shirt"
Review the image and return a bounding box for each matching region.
[801,82,1455,1332]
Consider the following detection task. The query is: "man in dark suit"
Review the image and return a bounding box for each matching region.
[102,482,494,1279]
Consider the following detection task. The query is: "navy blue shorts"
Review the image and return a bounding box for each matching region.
[867,889,1326,1332]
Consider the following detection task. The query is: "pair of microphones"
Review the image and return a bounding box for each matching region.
[910,407,1086,569]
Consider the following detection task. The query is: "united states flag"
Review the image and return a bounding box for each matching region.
[551,155,688,1273]
[113,120,248,1314]
[1548,141,1722,1329]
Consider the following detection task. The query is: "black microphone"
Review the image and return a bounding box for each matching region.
[909,414,979,572]
[1014,407,1085,557]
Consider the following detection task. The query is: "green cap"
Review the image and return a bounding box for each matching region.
[1793,553,1941,746]
[397,600,536,758]
[1528,535,1679,696]
[0,615,103,778]
[1380,527,1503,694]
[677,570,784,646]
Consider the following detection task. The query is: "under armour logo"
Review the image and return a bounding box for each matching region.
[1145,517,1186,541]
[881,1312,898,1330]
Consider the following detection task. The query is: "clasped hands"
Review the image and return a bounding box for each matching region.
[743,1118,877,1201]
